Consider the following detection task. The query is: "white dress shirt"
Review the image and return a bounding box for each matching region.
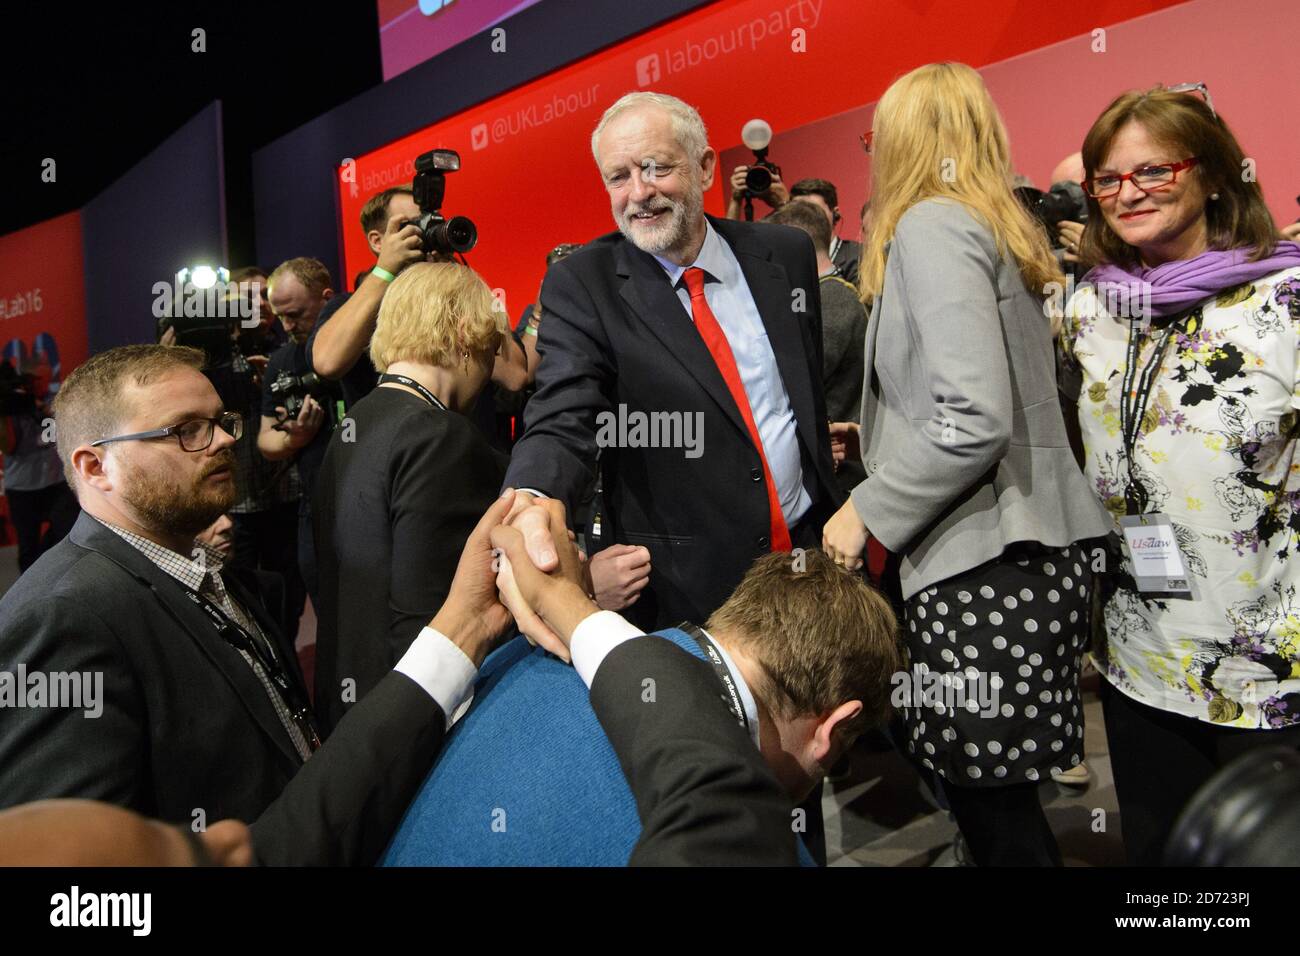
[652,220,812,528]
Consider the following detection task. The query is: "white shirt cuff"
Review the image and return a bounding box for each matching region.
[394,626,478,729]
[516,488,548,499]
[570,610,645,688]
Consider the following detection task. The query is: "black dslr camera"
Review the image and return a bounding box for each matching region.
[739,119,782,222]
[744,156,781,195]
[404,149,478,257]
[268,369,329,422]
[1015,181,1089,245]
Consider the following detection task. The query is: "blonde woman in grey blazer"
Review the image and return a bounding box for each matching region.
[823,63,1109,866]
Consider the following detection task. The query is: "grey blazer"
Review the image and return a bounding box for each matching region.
[851,198,1108,600]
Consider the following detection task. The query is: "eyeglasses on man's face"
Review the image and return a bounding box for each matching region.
[91,412,243,452]
[1084,157,1199,199]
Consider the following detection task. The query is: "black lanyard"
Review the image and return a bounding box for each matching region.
[378,373,447,411]
[680,623,750,735]
[183,586,322,753]
[1118,311,1192,516]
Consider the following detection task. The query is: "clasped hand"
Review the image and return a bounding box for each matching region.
[433,490,650,670]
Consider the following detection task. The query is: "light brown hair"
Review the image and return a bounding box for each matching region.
[267,257,332,297]
[53,345,205,488]
[706,549,902,738]
[361,185,415,236]
[1079,86,1279,269]
[766,199,833,255]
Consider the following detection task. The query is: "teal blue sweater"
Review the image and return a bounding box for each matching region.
[382,628,812,866]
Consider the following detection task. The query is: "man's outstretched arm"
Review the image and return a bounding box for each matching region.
[490,500,798,866]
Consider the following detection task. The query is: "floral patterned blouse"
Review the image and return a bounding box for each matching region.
[1060,267,1300,729]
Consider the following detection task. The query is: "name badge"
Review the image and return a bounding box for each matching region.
[1119,513,1193,596]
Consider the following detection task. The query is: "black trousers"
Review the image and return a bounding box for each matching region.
[231,503,307,641]
[7,482,79,573]
[1101,681,1300,865]
[941,779,1061,866]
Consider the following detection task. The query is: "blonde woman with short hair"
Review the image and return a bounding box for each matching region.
[822,62,1109,865]
[311,262,510,734]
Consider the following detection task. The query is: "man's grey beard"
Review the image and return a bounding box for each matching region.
[616,183,704,258]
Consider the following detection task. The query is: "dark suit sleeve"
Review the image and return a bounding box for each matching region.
[0,595,148,810]
[502,260,616,516]
[589,636,799,866]
[250,670,446,866]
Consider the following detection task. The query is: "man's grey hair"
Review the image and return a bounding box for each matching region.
[590,92,709,165]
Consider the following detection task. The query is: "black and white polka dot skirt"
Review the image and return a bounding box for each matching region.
[897,542,1090,788]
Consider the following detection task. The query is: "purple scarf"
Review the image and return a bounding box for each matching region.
[1084,241,1300,319]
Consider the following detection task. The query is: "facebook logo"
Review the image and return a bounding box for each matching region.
[635,54,661,87]
[471,123,489,151]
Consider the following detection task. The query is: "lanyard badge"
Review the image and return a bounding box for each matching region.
[1118,513,1193,597]
[1115,311,1195,597]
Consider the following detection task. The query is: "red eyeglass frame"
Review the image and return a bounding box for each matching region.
[1083,157,1199,199]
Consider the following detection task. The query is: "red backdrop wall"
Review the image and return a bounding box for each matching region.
[339,0,1191,315]
[0,211,88,375]
[0,210,88,546]
[721,0,1300,244]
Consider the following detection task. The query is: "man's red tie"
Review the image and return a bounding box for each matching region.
[682,267,791,552]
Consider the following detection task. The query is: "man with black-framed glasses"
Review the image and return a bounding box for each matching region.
[0,343,521,864]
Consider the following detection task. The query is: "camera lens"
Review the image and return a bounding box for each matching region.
[745,165,772,193]
[439,216,478,254]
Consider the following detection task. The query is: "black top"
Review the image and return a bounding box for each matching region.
[832,237,862,281]
[261,340,339,502]
[311,385,508,733]
[305,291,379,409]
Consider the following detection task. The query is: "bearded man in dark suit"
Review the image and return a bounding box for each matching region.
[504,91,841,634]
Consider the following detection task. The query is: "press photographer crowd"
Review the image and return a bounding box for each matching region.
[5,65,1300,870]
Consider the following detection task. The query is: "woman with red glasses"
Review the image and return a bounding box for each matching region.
[1059,85,1300,865]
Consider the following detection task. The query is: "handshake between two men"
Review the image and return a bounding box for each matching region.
[376,488,903,867]
[0,488,899,867]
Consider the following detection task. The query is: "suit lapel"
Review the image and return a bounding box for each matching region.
[615,239,749,437]
[68,514,302,765]
[715,218,821,464]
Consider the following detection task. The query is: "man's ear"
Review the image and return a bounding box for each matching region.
[322,287,335,302]
[811,699,863,766]
[698,146,717,192]
[71,444,113,495]
[366,230,384,256]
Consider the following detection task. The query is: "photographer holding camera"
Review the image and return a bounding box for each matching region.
[308,153,526,413]
[724,163,789,220]
[257,257,341,607]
